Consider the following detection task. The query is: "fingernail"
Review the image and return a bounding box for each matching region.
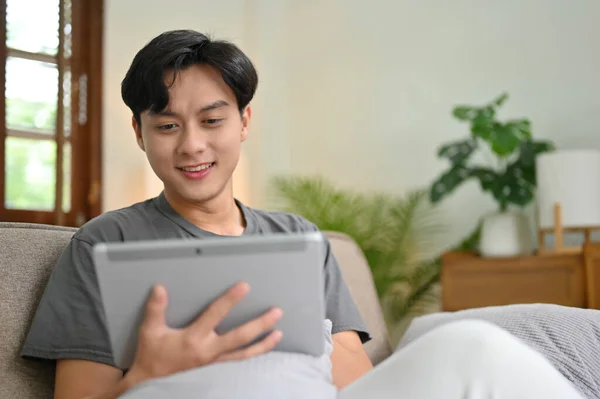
[272,330,283,342]
[272,307,283,319]
[237,281,250,293]
[153,285,165,300]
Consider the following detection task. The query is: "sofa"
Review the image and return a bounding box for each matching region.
[0,222,393,399]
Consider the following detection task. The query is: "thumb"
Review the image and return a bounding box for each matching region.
[141,285,167,331]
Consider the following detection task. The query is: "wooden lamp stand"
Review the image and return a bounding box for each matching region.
[538,203,600,255]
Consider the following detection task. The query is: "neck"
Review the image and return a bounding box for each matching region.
[163,183,246,236]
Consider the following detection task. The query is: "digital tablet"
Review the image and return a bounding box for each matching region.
[92,232,326,370]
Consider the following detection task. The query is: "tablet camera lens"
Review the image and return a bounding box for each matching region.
[196,248,202,255]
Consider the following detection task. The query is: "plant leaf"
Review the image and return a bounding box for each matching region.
[507,119,532,139]
[489,164,535,207]
[519,139,555,167]
[469,167,499,192]
[470,106,495,141]
[383,260,440,322]
[437,139,476,165]
[452,106,475,121]
[493,92,509,107]
[429,165,471,203]
[510,139,556,186]
[491,124,521,156]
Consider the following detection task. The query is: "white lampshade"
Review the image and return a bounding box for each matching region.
[536,149,600,229]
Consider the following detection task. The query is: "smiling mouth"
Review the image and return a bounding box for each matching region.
[177,163,215,172]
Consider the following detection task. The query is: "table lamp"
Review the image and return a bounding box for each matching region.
[536,149,600,254]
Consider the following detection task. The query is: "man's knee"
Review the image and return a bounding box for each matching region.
[422,319,510,340]
[419,319,529,363]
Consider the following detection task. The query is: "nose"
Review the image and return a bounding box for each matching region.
[177,124,208,156]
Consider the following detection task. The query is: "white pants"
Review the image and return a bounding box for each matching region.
[122,320,584,399]
[340,320,584,399]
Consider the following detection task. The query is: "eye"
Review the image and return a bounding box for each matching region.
[204,118,224,125]
[157,123,177,131]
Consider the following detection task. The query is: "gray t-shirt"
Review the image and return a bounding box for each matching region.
[21,193,370,368]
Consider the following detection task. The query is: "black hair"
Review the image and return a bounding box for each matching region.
[121,30,258,124]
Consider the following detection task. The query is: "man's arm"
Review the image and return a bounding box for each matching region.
[330,331,373,390]
[54,360,127,399]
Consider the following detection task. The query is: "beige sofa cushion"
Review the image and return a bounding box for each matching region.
[0,223,391,398]
[1,223,76,399]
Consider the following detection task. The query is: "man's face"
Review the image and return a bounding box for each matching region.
[134,64,250,204]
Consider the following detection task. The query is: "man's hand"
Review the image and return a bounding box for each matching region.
[125,282,283,386]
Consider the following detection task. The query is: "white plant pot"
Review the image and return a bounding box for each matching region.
[479,211,534,257]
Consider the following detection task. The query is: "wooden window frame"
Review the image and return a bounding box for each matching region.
[0,0,103,226]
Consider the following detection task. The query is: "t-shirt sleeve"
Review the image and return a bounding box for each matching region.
[302,220,372,343]
[20,236,116,367]
[322,237,372,343]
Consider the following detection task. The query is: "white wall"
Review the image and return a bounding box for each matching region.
[103,0,600,248]
[279,0,600,248]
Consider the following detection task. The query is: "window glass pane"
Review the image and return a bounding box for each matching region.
[5,137,56,211]
[63,142,71,213]
[63,68,72,136]
[64,0,73,59]
[6,0,60,55]
[6,57,58,134]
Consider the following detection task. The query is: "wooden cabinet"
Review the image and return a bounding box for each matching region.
[441,251,587,311]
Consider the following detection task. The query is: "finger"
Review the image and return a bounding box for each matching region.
[190,282,250,333]
[218,307,283,353]
[216,330,283,362]
[140,285,168,331]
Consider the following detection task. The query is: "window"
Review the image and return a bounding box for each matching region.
[0,0,102,226]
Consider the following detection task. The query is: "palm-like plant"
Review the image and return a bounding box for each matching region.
[268,175,445,330]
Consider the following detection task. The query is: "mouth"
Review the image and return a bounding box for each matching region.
[177,162,215,172]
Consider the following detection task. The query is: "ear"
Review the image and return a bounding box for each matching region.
[240,105,251,142]
[132,116,145,152]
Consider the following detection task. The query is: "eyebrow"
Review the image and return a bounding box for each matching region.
[150,100,231,117]
[199,100,230,112]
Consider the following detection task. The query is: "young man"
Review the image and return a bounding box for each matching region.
[21,30,585,399]
[20,29,373,399]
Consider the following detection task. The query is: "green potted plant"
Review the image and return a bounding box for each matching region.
[430,92,555,257]
[269,175,444,342]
